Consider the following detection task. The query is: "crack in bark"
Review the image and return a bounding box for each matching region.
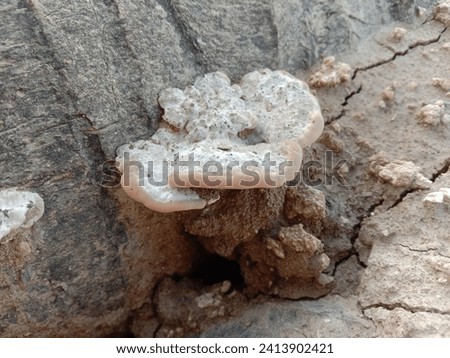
[396,243,450,259]
[332,207,384,275]
[329,26,446,125]
[342,84,363,106]
[387,188,415,210]
[352,26,447,80]
[398,243,435,253]
[332,196,385,275]
[386,157,450,210]
[327,84,363,124]
[362,302,450,316]
[332,254,365,276]
[430,159,450,182]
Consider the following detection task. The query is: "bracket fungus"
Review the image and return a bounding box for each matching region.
[116,69,323,212]
[0,188,44,243]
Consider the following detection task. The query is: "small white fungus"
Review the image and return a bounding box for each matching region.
[0,188,44,242]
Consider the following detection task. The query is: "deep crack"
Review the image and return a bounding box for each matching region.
[430,159,450,182]
[396,243,450,259]
[387,188,415,210]
[330,25,445,124]
[352,26,447,80]
[327,84,363,124]
[385,157,450,210]
[332,196,384,275]
[342,84,363,106]
[327,109,346,124]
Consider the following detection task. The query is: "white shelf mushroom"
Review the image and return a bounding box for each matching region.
[0,188,44,242]
[116,69,324,212]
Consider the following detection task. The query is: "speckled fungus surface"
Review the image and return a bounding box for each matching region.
[116,69,323,213]
[0,188,44,243]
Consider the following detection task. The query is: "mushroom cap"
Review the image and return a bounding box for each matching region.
[116,69,323,212]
